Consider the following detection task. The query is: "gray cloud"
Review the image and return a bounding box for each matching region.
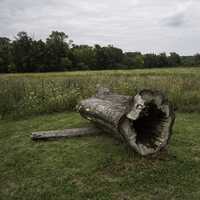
[162,13,186,27]
[161,1,192,27]
[0,0,200,54]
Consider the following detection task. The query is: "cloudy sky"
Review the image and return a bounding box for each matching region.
[0,0,200,54]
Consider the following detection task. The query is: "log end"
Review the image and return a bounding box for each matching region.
[120,90,175,156]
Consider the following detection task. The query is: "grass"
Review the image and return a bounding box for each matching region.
[0,67,200,119]
[1,111,200,200]
[1,67,200,78]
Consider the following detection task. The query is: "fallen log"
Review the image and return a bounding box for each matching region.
[31,127,101,140]
[77,87,175,156]
[31,87,175,156]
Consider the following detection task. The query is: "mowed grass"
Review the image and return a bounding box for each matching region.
[1,112,200,200]
[0,67,200,119]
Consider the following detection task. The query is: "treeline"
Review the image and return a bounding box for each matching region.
[0,31,200,73]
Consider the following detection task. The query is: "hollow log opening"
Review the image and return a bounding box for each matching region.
[131,102,167,149]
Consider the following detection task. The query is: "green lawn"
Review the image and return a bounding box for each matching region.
[0,112,200,200]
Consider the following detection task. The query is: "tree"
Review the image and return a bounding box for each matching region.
[157,53,168,67]
[60,57,72,71]
[0,37,11,73]
[144,54,159,68]
[12,32,33,72]
[70,45,96,70]
[95,45,123,69]
[45,31,70,71]
[123,52,144,68]
[168,52,181,67]
[0,30,198,73]
[194,53,200,66]
[22,39,47,72]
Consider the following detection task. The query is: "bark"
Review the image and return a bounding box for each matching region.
[31,127,101,140]
[77,87,175,156]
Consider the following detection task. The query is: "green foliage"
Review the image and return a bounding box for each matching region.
[194,53,200,65]
[157,53,169,67]
[11,32,33,72]
[0,112,200,199]
[168,52,181,66]
[70,45,96,70]
[123,52,144,68]
[95,45,124,69]
[60,57,73,71]
[144,54,158,68]
[0,30,200,73]
[0,68,200,119]
[0,37,11,73]
[45,31,70,71]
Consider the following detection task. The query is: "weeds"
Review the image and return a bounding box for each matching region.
[0,68,200,119]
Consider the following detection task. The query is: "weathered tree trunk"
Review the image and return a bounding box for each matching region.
[31,127,101,140]
[77,87,175,156]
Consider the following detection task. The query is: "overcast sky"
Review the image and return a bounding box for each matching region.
[0,0,200,54]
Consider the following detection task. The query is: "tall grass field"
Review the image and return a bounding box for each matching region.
[0,67,200,119]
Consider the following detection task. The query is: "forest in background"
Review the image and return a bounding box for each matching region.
[0,31,200,73]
